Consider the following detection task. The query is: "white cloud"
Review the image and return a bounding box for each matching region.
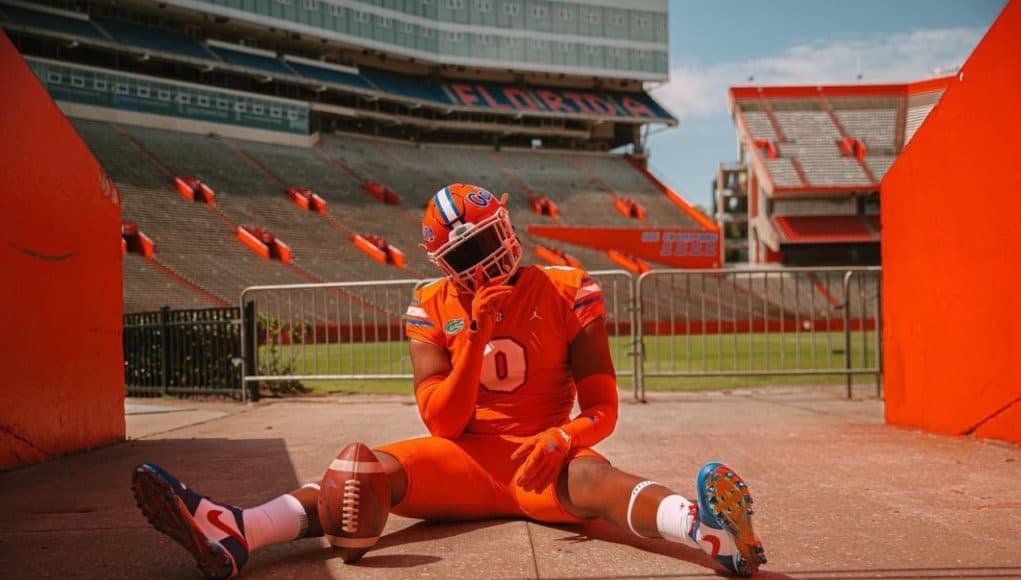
[652,26,986,119]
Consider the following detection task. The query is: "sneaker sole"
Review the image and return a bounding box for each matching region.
[701,464,766,576]
[132,465,237,579]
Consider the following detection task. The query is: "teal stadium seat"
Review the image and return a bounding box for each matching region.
[1,4,106,40]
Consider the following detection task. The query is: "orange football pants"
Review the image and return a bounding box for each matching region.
[375,433,606,523]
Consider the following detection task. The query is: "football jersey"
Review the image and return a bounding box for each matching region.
[405,265,606,436]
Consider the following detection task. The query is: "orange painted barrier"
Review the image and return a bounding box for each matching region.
[0,32,124,469]
[352,234,406,268]
[174,176,216,205]
[236,226,271,259]
[121,223,155,257]
[528,225,720,268]
[287,187,327,214]
[881,0,1021,445]
[533,244,582,268]
[607,250,651,274]
[362,181,400,205]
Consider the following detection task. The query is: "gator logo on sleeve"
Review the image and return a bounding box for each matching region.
[443,318,465,335]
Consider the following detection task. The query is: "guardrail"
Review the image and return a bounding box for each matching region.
[129,267,881,401]
[633,267,882,401]
[238,270,637,400]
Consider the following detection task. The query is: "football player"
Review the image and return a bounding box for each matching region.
[132,184,765,578]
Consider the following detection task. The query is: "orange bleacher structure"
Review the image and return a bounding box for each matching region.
[121,223,155,257]
[287,187,327,214]
[362,181,400,205]
[527,195,560,220]
[352,234,406,268]
[533,244,582,269]
[173,176,215,204]
[882,0,1021,445]
[236,226,292,264]
[719,76,952,265]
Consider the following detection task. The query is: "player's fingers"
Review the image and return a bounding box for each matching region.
[516,447,546,487]
[473,265,485,289]
[526,461,558,492]
[510,439,534,461]
[532,458,563,492]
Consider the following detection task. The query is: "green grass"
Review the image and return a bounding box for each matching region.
[259,330,880,395]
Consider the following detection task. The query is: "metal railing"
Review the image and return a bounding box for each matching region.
[123,306,243,397]
[633,267,882,401]
[238,270,637,399]
[128,267,881,401]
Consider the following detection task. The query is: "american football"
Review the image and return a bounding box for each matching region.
[318,442,391,563]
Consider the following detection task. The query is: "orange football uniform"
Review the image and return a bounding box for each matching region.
[376,265,610,523]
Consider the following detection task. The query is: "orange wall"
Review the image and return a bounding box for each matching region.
[881,1,1021,445]
[0,32,124,470]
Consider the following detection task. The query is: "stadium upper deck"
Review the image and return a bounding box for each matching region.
[715,78,951,265]
[1,0,675,150]
[147,0,670,80]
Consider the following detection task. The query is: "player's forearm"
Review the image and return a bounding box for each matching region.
[415,337,488,438]
[562,373,619,448]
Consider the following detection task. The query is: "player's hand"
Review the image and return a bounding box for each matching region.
[470,267,512,339]
[511,427,572,492]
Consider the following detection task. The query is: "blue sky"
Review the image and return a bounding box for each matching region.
[644,0,1007,210]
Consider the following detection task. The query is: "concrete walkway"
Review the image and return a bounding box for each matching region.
[2,387,1019,579]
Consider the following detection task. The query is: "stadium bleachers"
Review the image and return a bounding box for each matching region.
[906,90,944,145]
[734,85,947,192]
[207,43,296,77]
[360,67,453,104]
[97,18,216,61]
[283,58,377,92]
[122,253,218,312]
[0,3,107,40]
[72,117,714,309]
[773,215,879,244]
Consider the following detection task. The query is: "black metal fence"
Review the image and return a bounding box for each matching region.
[123,306,246,397]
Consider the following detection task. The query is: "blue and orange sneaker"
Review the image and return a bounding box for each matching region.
[132,463,249,579]
[690,461,766,576]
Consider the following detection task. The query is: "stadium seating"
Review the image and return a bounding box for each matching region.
[122,253,218,311]
[207,43,296,77]
[773,215,879,244]
[96,18,216,61]
[0,4,107,40]
[905,90,944,145]
[830,97,898,152]
[284,58,377,92]
[360,67,452,104]
[72,118,719,309]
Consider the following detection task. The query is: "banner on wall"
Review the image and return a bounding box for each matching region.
[444,81,673,121]
[527,226,720,268]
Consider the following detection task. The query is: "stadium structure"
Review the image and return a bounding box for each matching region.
[0,0,733,313]
[716,78,952,266]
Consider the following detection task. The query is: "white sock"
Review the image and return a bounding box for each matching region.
[242,494,308,551]
[655,495,700,548]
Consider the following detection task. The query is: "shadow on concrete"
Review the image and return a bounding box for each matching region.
[375,519,507,551]
[552,519,796,580]
[0,437,313,579]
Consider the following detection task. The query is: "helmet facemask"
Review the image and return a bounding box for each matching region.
[428,206,522,293]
